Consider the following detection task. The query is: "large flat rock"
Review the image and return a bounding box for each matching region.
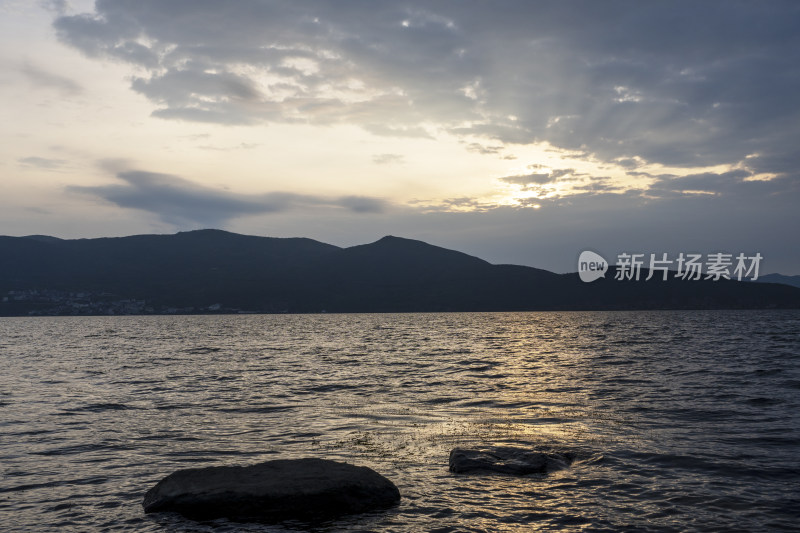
[143,458,400,522]
[449,446,574,476]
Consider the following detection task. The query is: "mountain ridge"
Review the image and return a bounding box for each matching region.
[1,229,798,315]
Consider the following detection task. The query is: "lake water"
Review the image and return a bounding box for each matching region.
[1,311,799,532]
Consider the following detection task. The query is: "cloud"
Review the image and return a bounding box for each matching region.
[336,195,386,213]
[39,0,67,15]
[18,156,68,170]
[647,169,800,198]
[499,168,583,189]
[548,169,582,180]
[572,181,620,193]
[50,1,798,180]
[465,143,504,155]
[236,181,800,275]
[499,173,553,187]
[614,157,644,170]
[46,0,800,252]
[412,196,499,213]
[372,153,405,165]
[19,63,82,95]
[198,142,260,152]
[67,169,387,227]
[362,124,433,139]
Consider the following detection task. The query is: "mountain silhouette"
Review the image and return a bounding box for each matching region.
[754,273,800,289]
[0,230,798,315]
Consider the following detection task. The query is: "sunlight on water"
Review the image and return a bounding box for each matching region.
[1,311,799,531]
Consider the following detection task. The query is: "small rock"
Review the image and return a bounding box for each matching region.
[449,446,574,475]
[143,458,400,522]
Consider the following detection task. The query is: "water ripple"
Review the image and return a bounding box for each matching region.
[0,310,798,531]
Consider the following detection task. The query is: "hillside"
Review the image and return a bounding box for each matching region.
[0,230,798,315]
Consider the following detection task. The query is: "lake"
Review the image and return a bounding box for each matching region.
[1,311,798,531]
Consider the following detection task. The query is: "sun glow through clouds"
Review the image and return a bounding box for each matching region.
[0,1,796,273]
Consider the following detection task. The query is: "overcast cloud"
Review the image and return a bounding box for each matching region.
[53,1,800,176]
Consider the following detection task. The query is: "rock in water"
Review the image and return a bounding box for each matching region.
[449,446,574,475]
[142,458,400,522]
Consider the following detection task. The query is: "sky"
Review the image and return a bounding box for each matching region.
[1,0,799,274]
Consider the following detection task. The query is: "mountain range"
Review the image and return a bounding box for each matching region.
[1,229,798,315]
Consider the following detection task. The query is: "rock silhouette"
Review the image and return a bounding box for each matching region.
[449,446,575,475]
[143,458,401,522]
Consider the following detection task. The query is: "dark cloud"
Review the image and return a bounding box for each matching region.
[631,169,800,201]
[130,69,264,112]
[336,195,386,214]
[614,157,643,170]
[499,173,552,187]
[548,169,582,180]
[649,170,752,196]
[67,169,387,227]
[499,168,584,188]
[52,1,800,178]
[572,181,621,193]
